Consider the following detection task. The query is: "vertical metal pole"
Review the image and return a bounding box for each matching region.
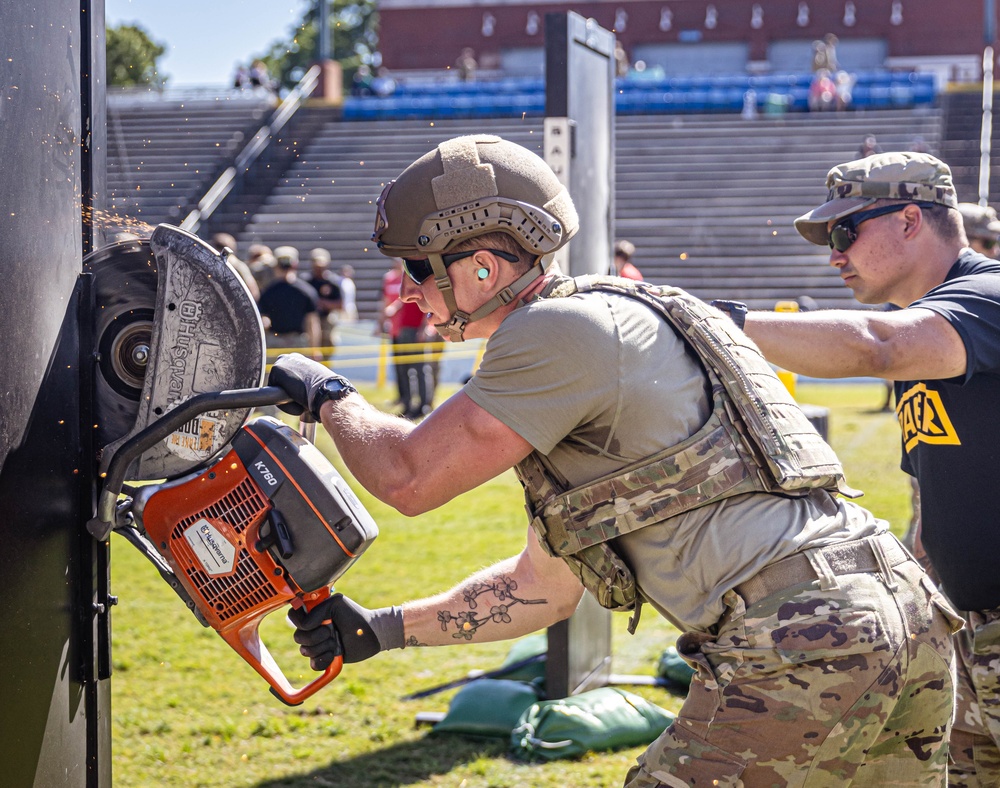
[81,0,112,784]
[980,46,994,207]
[543,11,616,699]
[318,0,331,61]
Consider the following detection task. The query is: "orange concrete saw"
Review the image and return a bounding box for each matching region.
[86,225,376,705]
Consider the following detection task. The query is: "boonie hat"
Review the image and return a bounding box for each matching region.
[309,247,331,264]
[795,152,959,246]
[274,245,299,268]
[958,202,1000,240]
[614,239,635,260]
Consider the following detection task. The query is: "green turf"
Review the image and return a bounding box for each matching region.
[110,381,909,787]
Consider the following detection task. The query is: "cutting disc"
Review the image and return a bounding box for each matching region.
[94,224,267,482]
[85,237,159,452]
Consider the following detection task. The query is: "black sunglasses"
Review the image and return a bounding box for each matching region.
[828,202,936,252]
[402,248,519,285]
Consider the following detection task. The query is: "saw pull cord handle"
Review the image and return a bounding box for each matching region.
[226,586,343,707]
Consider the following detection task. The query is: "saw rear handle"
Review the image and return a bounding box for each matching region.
[229,586,345,706]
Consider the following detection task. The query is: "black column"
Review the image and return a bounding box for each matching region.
[0,2,110,786]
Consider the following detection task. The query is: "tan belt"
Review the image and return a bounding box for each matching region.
[735,532,911,608]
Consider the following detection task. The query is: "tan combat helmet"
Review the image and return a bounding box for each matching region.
[372,134,579,341]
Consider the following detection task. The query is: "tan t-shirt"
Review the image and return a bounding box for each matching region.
[464,276,883,631]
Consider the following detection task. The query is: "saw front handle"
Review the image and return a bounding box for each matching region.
[223,586,343,707]
[92,386,292,536]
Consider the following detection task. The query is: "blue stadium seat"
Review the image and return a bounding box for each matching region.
[867,71,895,87]
[889,85,915,106]
[851,84,872,108]
[788,86,810,111]
[912,80,936,105]
[355,67,934,119]
[869,86,892,106]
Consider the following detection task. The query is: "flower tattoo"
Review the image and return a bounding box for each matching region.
[435,576,545,640]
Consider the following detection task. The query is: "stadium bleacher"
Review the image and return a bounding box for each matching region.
[104,73,949,317]
[232,108,941,315]
[938,90,1000,203]
[106,92,275,228]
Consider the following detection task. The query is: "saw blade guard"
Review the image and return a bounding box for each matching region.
[96,224,266,481]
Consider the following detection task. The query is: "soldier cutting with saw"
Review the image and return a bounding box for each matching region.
[269,135,959,786]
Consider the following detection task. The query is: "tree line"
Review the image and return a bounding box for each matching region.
[107,0,377,90]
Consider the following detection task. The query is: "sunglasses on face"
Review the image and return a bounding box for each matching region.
[402,248,520,285]
[828,202,936,253]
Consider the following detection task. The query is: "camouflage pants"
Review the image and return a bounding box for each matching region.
[625,539,958,787]
[319,313,338,354]
[948,608,1000,786]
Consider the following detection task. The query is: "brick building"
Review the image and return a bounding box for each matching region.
[377,0,997,84]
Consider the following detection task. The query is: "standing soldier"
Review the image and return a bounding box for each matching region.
[302,247,343,357]
[270,137,958,785]
[958,202,1000,259]
[735,151,999,786]
[258,246,322,360]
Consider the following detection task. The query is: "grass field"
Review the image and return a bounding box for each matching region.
[110,381,910,787]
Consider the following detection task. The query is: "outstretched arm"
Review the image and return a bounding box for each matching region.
[268,354,535,516]
[743,307,967,381]
[320,387,535,516]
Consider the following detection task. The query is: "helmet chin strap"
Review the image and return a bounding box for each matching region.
[430,253,545,343]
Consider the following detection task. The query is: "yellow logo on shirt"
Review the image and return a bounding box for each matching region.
[897,383,961,453]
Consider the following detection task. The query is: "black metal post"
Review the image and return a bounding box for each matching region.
[319,0,331,61]
[0,1,109,785]
[543,11,617,698]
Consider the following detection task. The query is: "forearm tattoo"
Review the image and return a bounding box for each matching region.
[436,575,546,641]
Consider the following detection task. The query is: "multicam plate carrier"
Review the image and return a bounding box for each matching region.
[515,275,860,624]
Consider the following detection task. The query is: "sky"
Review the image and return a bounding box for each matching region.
[105,0,311,86]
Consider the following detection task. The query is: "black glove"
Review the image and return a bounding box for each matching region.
[289,593,404,670]
[709,299,748,331]
[267,353,354,421]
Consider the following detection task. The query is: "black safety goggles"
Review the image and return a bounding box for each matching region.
[828,202,936,252]
[402,248,519,285]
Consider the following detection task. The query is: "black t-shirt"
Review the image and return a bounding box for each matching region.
[302,271,342,318]
[258,278,318,334]
[895,250,1000,610]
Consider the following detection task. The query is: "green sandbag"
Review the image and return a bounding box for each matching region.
[656,646,696,687]
[511,687,676,761]
[433,679,544,738]
[497,633,547,682]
